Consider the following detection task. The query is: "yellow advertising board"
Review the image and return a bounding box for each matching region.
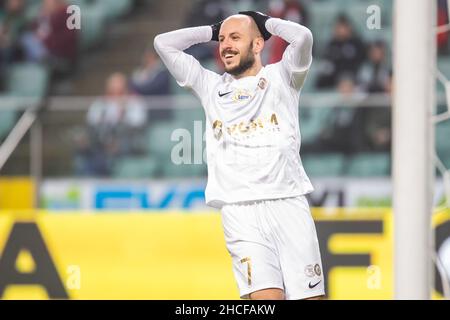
[0,178,35,210]
[0,208,449,300]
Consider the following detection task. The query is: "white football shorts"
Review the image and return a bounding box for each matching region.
[221,195,325,300]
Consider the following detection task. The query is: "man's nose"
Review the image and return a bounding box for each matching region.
[222,38,233,50]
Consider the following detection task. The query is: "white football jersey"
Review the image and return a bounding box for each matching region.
[155,19,315,209]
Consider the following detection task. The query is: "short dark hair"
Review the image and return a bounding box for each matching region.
[336,13,351,26]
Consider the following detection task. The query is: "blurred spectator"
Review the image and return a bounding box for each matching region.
[321,73,393,154]
[0,0,26,87]
[129,48,170,96]
[322,75,362,154]
[316,14,366,89]
[438,0,449,55]
[267,0,309,64]
[312,72,391,154]
[308,75,362,154]
[351,72,392,153]
[75,73,147,176]
[357,40,390,93]
[20,0,78,68]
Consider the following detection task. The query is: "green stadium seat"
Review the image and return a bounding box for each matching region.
[173,107,205,124]
[79,4,107,50]
[24,0,41,22]
[170,78,189,96]
[113,156,160,178]
[437,57,450,79]
[161,161,207,178]
[309,0,393,53]
[299,107,333,145]
[93,0,133,20]
[67,0,87,6]
[203,59,220,74]
[146,115,207,178]
[309,1,341,54]
[146,120,187,160]
[436,120,450,168]
[0,110,17,140]
[437,58,450,93]
[347,0,391,31]
[346,152,390,177]
[5,63,49,107]
[302,59,322,93]
[441,153,450,171]
[302,153,345,177]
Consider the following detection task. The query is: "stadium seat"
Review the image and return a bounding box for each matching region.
[302,59,322,93]
[113,156,160,178]
[5,63,50,107]
[302,153,346,177]
[309,0,393,53]
[79,3,107,50]
[437,57,450,80]
[346,152,391,176]
[161,161,207,178]
[146,120,188,160]
[299,107,333,145]
[0,110,17,141]
[170,78,189,96]
[173,107,205,124]
[203,58,220,74]
[436,120,450,168]
[96,0,133,19]
[437,58,450,93]
[309,1,341,54]
[24,0,41,22]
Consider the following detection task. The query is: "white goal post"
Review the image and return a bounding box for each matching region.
[393,0,436,300]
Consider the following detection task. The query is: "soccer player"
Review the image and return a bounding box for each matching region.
[154,11,324,300]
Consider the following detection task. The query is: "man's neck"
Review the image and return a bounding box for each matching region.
[233,63,263,80]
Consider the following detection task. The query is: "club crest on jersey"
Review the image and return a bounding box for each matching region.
[212,120,223,140]
[258,77,268,90]
[232,89,252,102]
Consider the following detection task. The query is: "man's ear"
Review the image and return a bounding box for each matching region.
[253,37,265,54]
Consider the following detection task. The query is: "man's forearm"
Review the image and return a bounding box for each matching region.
[154,26,212,53]
[153,26,212,84]
[265,18,313,70]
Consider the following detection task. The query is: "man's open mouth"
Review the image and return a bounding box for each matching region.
[224,52,238,60]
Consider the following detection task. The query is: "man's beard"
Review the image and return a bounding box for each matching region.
[226,42,255,77]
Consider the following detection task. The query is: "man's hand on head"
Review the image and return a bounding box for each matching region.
[211,20,223,41]
[238,11,272,41]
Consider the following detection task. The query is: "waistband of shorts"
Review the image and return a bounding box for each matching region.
[221,194,306,208]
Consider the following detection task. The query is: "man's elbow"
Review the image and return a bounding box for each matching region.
[153,34,163,52]
[302,27,313,46]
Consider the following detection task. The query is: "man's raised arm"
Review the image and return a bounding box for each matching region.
[153,25,218,92]
[240,11,313,90]
[267,18,313,90]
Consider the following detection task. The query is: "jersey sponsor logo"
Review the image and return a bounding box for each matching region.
[226,113,279,137]
[211,113,280,141]
[232,89,253,102]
